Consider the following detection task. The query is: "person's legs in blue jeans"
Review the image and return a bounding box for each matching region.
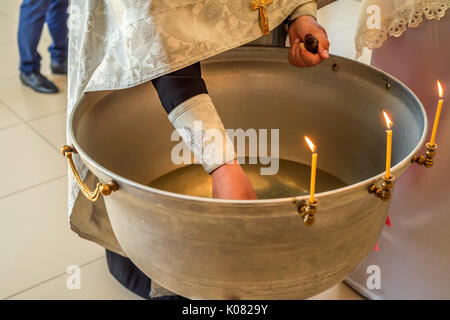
[46,0,68,64]
[18,0,51,75]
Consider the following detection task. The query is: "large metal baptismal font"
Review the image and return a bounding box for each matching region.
[62,47,429,299]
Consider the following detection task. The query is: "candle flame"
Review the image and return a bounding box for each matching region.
[383,111,393,129]
[437,80,444,98]
[304,136,316,153]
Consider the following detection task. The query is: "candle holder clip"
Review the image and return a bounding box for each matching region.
[369,175,395,201]
[411,143,437,168]
[298,200,319,226]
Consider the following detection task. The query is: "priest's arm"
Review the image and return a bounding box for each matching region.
[153,1,328,200]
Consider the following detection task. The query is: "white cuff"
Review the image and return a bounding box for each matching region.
[168,94,236,174]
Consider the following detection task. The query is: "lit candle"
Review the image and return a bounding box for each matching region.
[430,81,445,147]
[383,111,393,179]
[304,136,318,204]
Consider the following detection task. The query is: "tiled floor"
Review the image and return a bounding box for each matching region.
[1,0,368,300]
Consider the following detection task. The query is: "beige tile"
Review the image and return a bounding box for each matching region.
[0,102,22,130]
[0,1,20,22]
[0,43,19,81]
[37,25,53,56]
[0,177,105,299]
[29,111,66,150]
[0,15,18,45]
[0,123,66,198]
[309,282,364,300]
[0,76,67,121]
[8,257,142,300]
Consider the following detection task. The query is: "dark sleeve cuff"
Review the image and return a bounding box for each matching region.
[151,62,208,114]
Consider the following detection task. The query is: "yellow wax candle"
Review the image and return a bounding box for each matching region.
[386,128,392,179]
[383,111,393,179]
[310,152,318,204]
[430,81,445,146]
[304,136,318,204]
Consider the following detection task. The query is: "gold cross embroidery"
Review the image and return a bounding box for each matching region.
[251,0,273,36]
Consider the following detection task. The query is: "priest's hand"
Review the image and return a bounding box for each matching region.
[288,15,330,67]
[211,160,257,200]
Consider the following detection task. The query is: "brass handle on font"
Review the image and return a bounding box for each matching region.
[61,145,118,202]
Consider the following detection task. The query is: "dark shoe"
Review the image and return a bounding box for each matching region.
[50,60,67,75]
[20,71,59,94]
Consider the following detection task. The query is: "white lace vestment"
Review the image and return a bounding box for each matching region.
[355,0,449,58]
